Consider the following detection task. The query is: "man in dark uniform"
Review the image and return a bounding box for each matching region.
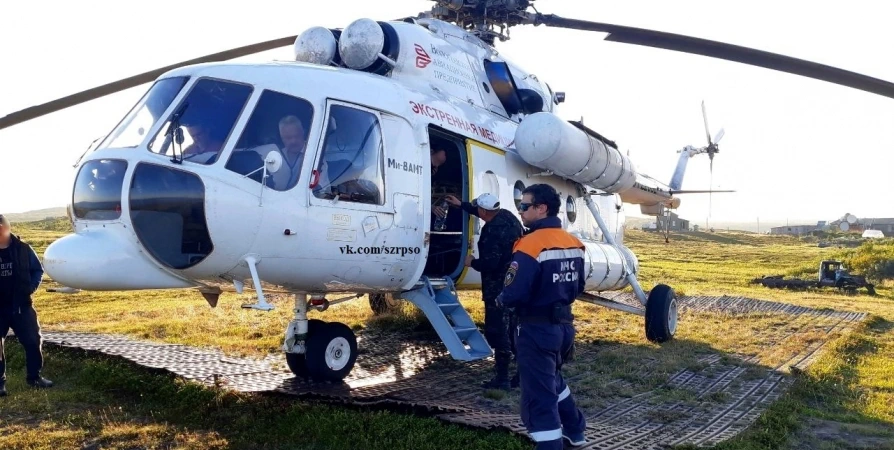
[0,214,53,397]
[495,184,587,449]
[444,192,523,390]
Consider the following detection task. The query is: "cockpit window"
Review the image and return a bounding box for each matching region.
[100,77,189,149]
[72,159,128,220]
[147,78,253,165]
[225,89,314,191]
[311,104,385,205]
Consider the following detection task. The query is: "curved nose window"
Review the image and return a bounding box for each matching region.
[72,159,128,220]
[129,163,212,269]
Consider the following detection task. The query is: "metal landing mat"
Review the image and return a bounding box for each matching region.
[38,295,868,449]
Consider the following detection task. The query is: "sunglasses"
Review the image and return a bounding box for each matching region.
[519,202,539,212]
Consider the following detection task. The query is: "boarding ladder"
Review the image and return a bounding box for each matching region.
[398,276,492,361]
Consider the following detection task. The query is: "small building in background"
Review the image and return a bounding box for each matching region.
[860,218,894,236]
[656,212,690,232]
[769,224,818,235]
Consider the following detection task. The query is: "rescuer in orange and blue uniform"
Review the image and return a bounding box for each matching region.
[495,184,587,449]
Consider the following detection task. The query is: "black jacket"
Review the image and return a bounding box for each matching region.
[1,233,44,311]
[462,203,524,302]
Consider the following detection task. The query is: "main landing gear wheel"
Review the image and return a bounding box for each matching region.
[303,321,358,381]
[285,319,324,377]
[645,284,678,343]
[369,293,400,315]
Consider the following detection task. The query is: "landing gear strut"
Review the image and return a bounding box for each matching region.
[283,294,358,381]
[580,187,679,344]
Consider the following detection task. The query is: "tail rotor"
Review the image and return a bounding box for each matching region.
[701,100,724,218]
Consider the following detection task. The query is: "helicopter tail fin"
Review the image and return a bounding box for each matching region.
[668,145,695,192]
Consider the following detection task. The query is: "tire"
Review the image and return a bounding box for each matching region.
[285,319,324,377]
[645,284,678,343]
[369,293,400,315]
[305,322,358,382]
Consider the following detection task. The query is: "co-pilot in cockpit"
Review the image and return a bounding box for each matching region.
[147,78,252,166]
[180,121,224,164]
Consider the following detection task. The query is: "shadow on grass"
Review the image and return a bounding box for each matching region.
[0,343,531,450]
[4,308,889,450]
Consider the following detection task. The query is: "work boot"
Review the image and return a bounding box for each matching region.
[27,377,54,388]
[0,380,6,397]
[482,351,511,391]
[563,430,587,447]
[482,375,510,391]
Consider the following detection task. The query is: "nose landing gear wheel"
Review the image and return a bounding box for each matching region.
[645,284,678,343]
[305,321,358,381]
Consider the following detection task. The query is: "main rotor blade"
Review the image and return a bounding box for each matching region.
[669,189,735,194]
[534,14,894,100]
[0,35,297,130]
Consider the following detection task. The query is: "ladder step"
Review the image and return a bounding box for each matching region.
[399,276,493,362]
[439,302,461,314]
[467,350,493,359]
[453,326,478,340]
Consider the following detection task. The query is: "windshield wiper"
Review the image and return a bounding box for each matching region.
[165,102,189,164]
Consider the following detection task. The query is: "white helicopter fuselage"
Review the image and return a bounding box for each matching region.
[43,18,672,299]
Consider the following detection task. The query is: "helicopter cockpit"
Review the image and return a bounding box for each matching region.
[66,67,399,286]
[70,74,321,274]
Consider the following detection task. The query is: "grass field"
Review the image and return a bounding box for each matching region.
[2,220,893,449]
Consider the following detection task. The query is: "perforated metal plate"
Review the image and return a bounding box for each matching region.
[34,295,867,449]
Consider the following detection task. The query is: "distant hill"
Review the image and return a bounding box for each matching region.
[4,207,67,223]
[623,215,818,233]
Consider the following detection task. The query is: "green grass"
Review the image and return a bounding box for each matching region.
[0,345,527,450]
[2,222,893,449]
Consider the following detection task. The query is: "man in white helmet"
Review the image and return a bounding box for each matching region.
[444,192,523,390]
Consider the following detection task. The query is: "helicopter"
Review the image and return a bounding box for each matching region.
[2,0,893,383]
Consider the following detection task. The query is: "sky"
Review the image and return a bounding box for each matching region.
[1,0,892,226]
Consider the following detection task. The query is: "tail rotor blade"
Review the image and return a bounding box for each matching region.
[714,128,725,144]
[708,159,714,218]
[701,100,712,145]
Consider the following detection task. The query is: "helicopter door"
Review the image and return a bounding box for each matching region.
[306,100,420,290]
[458,139,509,286]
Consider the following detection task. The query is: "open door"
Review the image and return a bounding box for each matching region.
[422,127,471,282]
[456,139,510,287]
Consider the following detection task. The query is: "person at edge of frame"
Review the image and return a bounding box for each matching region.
[0,213,54,398]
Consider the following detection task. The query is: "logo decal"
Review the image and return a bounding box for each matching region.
[414,44,432,69]
[504,261,518,286]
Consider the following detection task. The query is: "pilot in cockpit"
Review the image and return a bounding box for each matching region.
[182,122,224,164]
[271,115,309,190]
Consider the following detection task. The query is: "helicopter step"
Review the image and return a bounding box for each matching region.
[399,276,493,361]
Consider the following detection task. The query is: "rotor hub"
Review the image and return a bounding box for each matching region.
[424,0,537,43]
